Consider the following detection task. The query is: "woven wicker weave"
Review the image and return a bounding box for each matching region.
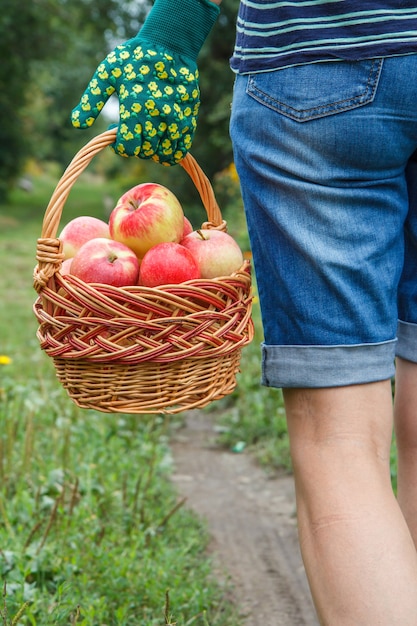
[33,129,253,414]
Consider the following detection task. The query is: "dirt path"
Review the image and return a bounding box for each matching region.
[170,411,319,626]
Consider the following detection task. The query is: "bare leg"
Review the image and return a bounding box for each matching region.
[394,357,417,546]
[283,381,417,626]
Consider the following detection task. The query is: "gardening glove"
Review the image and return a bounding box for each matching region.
[71,0,220,165]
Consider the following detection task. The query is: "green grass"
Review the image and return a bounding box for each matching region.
[0,168,241,625]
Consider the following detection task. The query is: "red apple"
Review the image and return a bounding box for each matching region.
[183,216,193,238]
[181,229,244,279]
[60,258,73,276]
[109,183,184,260]
[138,242,201,287]
[70,238,139,286]
[59,216,110,259]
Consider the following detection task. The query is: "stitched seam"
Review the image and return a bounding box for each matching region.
[247,59,382,119]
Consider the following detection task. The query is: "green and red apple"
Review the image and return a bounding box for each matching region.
[182,216,193,238]
[60,258,73,276]
[181,229,244,279]
[109,183,185,260]
[59,216,110,259]
[70,238,139,287]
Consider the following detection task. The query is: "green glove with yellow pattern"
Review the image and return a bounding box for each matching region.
[71,0,219,165]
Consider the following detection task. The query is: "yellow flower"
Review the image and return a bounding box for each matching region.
[116,143,126,154]
[161,139,173,152]
[0,355,11,365]
[183,134,193,149]
[133,47,144,60]
[111,67,122,79]
[142,141,154,155]
[131,103,142,113]
[119,85,128,100]
[125,64,136,80]
[169,124,181,139]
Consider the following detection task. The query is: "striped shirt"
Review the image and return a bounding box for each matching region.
[230,1,417,74]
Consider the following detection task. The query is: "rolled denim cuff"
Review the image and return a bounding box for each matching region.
[261,340,397,389]
[396,320,417,363]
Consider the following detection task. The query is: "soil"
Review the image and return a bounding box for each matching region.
[170,410,320,626]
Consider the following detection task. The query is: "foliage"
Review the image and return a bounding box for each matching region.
[1,0,240,207]
[0,0,146,200]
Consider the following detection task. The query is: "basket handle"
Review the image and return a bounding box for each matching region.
[39,128,225,240]
[34,129,225,292]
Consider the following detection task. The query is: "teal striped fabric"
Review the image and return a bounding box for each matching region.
[230,1,417,73]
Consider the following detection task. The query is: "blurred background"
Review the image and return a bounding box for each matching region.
[0,0,244,233]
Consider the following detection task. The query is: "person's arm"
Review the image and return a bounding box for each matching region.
[71,0,220,165]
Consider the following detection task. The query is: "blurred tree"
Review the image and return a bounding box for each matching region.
[0,0,146,201]
[1,0,239,213]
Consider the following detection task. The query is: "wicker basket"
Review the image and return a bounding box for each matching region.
[33,129,253,414]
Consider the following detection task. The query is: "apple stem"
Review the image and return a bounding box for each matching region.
[196,229,208,240]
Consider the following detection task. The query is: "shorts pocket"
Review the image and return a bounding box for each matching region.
[246,58,384,122]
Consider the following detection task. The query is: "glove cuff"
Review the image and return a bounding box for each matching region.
[139,0,220,62]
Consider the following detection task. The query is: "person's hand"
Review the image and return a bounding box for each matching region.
[71,0,219,165]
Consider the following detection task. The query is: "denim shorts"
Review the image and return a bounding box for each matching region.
[230,54,417,388]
